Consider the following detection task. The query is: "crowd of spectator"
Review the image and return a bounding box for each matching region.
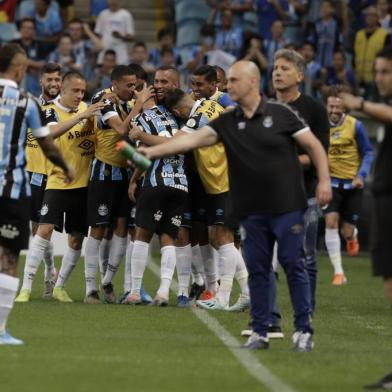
[0,0,392,101]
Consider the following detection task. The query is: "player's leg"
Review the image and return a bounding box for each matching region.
[324,188,346,285]
[341,187,363,257]
[0,195,30,344]
[175,226,192,307]
[99,227,113,282]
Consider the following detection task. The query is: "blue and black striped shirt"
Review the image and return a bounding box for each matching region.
[0,78,49,199]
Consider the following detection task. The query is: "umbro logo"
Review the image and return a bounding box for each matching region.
[27,132,36,142]
[78,140,94,150]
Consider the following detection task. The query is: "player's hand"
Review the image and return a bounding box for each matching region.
[128,181,137,202]
[352,177,364,189]
[81,102,105,119]
[101,92,119,105]
[316,179,332,207]
[129,124,143,142]
[137,146,153,160]
[338,92,362,111]
[134,83,155,106]
[63,167,75,184]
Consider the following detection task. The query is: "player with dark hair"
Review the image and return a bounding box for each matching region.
[0,43,71,344]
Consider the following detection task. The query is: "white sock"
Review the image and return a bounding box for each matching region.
[99,238,111,282]
[213,247,220,280]
[157,245,176,298]
[102,234,127,285]
[325,228,344,274]
[131,240,150,295]
[176,244,192,297]
[21,235,49,291]
[55,247,81,288]
[199,244,217,292]
[191,245,204,286]
[272,241,279,271]
[43,242,55,282]
[234,248,249,296]
[216,243,237,306]
[124,240,134,293]
[0,274,19,334]
[84,236,101,295]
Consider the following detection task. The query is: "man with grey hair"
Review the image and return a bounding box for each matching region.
[241,48,330,339]
[137,60,332,351]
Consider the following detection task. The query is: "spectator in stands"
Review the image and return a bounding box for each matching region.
[67,18,103,80]
[57,0,74,24]
[377,0,392,33]
[354,5,390,99]
[149,27,182,68]
[87,49,116,97]
[186,24,236,74]
[323,50,358,95]
[214,9,243,57]
[256,0,288,40]
[12,17,46,96]
[307,0,342,68]
[28,0,63,51]
[48,34,81,73]
[94,0,134,65]
[299,41,323,98]
[0,0,18,42]
[264,19,290,69]
[159,48,177,67]
[130,42,155,75]
[239,32,267,76]
[284,0,308,45]
[207,0,256,31]
[87,0,108,20]
[214,65,228,91]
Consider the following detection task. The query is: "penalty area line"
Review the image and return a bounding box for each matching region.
[147,260,295,392]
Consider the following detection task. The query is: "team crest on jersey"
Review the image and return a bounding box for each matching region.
[98,204,109,216]
[263,116,273,128]
[0,224,20,240]
[171,215,182,227]
[216,208,224,216]
[332,132,340,140]
[78,140,94,150]
[130,207,136,218]
[154,210,163,222]
[186,118,197,128]
[40,204,49,216]
[237,121,246,130]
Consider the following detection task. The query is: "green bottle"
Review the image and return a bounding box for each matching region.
[116,141,152,171]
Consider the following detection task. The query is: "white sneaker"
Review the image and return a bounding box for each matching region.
[292,331,314,352]
[0,331,24,345]
[196,298,228,310]
[228,294,250,312]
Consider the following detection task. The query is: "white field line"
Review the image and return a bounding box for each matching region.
[147,260,296,392]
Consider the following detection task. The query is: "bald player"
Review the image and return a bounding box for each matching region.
[137,61,331,352]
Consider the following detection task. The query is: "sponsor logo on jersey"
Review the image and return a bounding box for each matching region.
[0,224,20,239]
[216,208,224,216]
[291,224,303,235]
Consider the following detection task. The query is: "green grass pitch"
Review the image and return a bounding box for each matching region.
[1,254,391,392]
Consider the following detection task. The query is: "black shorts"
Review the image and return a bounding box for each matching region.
[87,176,132,227]
[371,195,392,278]
[0,196,30,251]
[324,186,363,224]
[39,188,88,235]
[28,172,47,223]
[136,186,187,239]
[206,192,231,226]
[181,172,208,228]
